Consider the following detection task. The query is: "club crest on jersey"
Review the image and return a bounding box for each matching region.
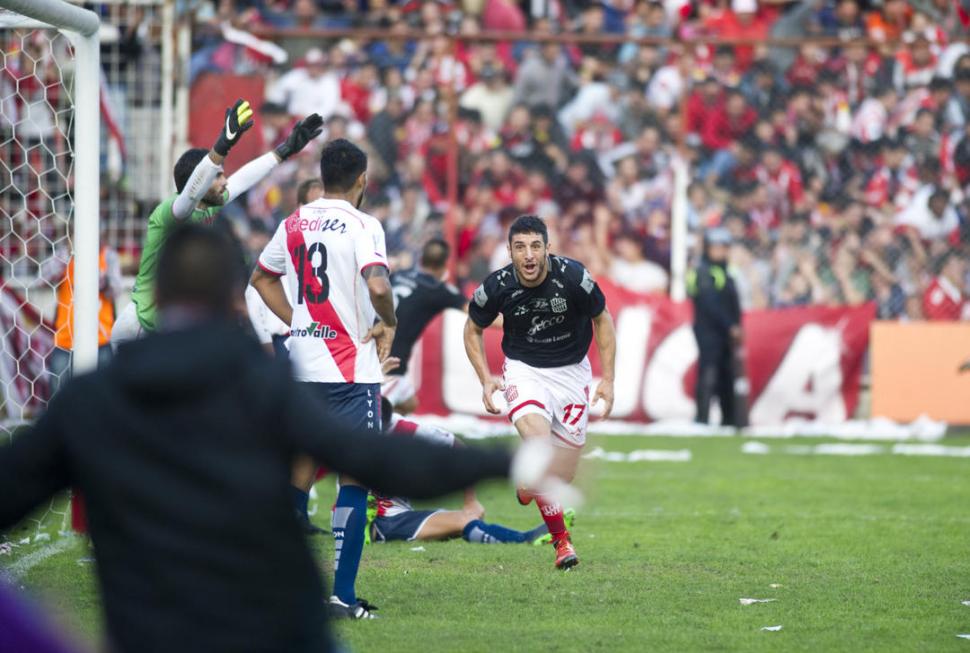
[291,322,338,339]
[551,297,567,314]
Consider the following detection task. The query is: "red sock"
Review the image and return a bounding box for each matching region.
[535,495,566,539]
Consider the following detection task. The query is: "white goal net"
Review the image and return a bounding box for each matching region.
[0,0,103,549]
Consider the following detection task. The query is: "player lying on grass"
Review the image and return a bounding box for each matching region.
[367,395,571,545]
[463,215,617,570]
[112,99,323,345]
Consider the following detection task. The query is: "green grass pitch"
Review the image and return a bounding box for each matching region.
[3,434,970,652]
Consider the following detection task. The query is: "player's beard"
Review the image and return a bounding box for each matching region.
[203,188,226,206]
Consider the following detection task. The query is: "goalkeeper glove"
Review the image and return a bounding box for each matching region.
[274,113,324,161]
[213,99,254,157]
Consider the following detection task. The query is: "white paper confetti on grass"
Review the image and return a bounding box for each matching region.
[740,598,777,605]
[957,634,970,640]
[761,625,783,632]
[893,444,970,458]
[741,441,770,455]
[583,447,691,463]
[769,584,783,589]
[409,546,426,552]
[961,600,970,606]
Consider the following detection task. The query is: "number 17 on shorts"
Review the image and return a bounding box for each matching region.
[503,357,592,449]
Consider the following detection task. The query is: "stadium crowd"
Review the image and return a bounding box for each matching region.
[188,0,969,318]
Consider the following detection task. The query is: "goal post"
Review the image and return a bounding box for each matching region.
[0,0,100,376]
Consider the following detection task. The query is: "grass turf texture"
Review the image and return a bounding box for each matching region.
[3,434,969,652]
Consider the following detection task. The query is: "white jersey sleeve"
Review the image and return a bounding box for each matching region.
[257,221,287,276]
[355,216,388,274]
[245,285,273,345]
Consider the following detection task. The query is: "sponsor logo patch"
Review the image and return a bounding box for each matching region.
[473,284,488,307]
[551,297,567,314]
[513,297,550,316]
[291,322,338,339]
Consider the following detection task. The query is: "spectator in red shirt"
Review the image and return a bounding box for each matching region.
[699,89,757,183]
[686,77,724,141]
[703,88,758,151]
[863,137,920,212]
[923,252,969,320]
[703,0,770,72]
[756,146,804,221]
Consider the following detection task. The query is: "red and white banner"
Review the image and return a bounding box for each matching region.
[416,280,876,427]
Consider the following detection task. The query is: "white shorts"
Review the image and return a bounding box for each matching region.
[381,373,416,407]
[110,302,144,350]
[503,357,592,449]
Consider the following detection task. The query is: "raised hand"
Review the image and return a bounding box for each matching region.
[213,99,254,156]
[275,113,324,161]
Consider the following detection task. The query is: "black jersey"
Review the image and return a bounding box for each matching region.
[390,268,467,374]
[469,255,606,368]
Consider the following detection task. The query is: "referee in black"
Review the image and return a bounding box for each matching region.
[0,225,541,653]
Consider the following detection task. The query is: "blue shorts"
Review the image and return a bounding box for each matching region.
[371,510,441,542]
[304,382,381,433]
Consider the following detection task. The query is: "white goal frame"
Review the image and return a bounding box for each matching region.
[0,0,100,375]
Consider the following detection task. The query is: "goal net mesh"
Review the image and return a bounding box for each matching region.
[0,23,75,547]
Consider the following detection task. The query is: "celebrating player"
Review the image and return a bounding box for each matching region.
[111,99,323,345]
[384,238,468,413]
[463,215,616,570]
[369,396,555,545]
[250,138,395,620]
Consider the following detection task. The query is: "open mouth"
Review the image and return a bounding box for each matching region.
[524,262,537,274]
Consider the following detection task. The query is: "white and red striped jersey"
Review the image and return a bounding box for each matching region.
[258,198,388,384]
[851,98,889,143]
[863,162,920,210]
[375,415,456,518]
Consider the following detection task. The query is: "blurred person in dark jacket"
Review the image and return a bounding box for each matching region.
[688,228,743,427]
[0,224,561,653]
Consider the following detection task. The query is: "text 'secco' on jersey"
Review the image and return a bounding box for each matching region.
[468,255,606,368]
[257,198,388,384]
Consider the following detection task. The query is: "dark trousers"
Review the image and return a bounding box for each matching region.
[694,333,737,427]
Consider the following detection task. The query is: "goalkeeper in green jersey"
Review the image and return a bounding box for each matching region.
[111,99,323,345]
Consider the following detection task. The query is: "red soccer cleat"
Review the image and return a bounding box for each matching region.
[515,487,534,506]
[553,533,579,570]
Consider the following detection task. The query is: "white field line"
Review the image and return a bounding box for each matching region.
[0,536,74,582]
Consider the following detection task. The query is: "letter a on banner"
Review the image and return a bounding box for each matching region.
[749,324,846,424]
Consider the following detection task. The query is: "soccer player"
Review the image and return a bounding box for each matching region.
[244,176,327,533]
[369,396,555,545]
[111,99,323,345]
[463,215,617,570]
[250,139,396,619]
[384,238,468,413]
[245,178,325,359]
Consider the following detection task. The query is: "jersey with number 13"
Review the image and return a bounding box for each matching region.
[257,198,388,384]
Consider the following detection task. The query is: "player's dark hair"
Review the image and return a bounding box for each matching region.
[381,396,392,431]
[319,138,367,193]
[297,178,323,204]
[508,215,548,245]
[155,224,246,317]
[420,238,451,270]
[173,148,210,194]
